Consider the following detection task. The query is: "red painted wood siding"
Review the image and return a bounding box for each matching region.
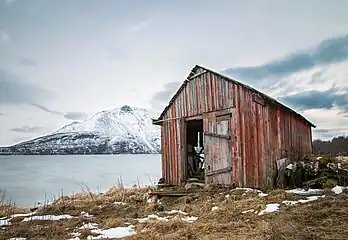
[160,70,313,188]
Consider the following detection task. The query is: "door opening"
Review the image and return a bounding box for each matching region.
[186,119,204,180]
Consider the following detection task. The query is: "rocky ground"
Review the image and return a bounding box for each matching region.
[1,184,348,240]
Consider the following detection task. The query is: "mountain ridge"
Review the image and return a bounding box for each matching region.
[0,105,161,155]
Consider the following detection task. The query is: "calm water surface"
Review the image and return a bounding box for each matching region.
[0,154,161,207]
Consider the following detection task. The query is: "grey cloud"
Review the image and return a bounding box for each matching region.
[19,57,38,67]
[0,113,3,116]
[150,81,182,110]
[279,87,348,112]
[30,103,87,120]
[64,112,88,120]
[10,126,44,133]
[308,70,326,84]
[313,128,348,140]
[152,82,182,102]
[223,34,348,85]
[0,69,50,104]
[30,103,62,115]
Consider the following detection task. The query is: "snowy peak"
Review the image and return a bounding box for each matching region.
[55,105,160,153]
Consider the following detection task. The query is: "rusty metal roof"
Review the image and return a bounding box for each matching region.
[156,65,316,128]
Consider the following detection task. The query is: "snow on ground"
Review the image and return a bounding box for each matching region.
[332,186,347,194]
[165,210,188,215]
[136,213,198,223]
[137,214,169,223]
[241,209,255,214]
[211,206,219,211]
[181,216,198,222]
[87,225,136,239]
[240,187,336,215]
[282,195,325,205]
[234,187,268,197]
[0,219,10,226]
[79,223,98,230]
[258,204,280,215]
[22,214,73,222]
[285,188,323,196]
[80,211,93,218]
[11,212,36,218]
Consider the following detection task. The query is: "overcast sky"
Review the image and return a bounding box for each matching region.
[0,0,348,146]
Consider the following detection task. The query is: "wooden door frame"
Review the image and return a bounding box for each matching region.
[180,119,187,185]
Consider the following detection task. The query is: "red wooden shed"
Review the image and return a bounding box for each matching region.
[153,65,316,189]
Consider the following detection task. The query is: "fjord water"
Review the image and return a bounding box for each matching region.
[0,154,161,207]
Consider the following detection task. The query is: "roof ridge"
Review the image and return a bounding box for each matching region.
[155,65,316,128]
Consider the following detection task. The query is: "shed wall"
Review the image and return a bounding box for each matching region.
[160,70,313,188]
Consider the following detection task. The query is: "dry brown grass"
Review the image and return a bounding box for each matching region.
[1,186,347,240]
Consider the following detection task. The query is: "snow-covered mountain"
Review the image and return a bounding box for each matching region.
[0,106,161,155]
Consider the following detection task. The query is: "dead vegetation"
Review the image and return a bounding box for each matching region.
[1,184,347,240]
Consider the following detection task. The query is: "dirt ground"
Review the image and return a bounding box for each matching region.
[1,185,348,240]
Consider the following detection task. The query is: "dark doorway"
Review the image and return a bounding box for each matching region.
[186,119,204,180]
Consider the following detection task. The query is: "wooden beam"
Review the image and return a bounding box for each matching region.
[204,132,231,140]
[206,166,232,177]
[185,115,203,121]
[152,116,182,125]
[188,70,207,80]
[253,94,265,106]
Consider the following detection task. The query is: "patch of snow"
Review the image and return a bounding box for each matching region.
[80,211,93,218]
[317,157,322,160]
[282,195,325,205]
[79,223,98,230]
[88,225,136,239]
[180,216,198,223]
[211,206,219,211]
[258,203,280,215]
[0,219,10,226]
[298,195,325,203]
[285,188,323,196]
[165,210,188,215]
[22,214,73,222]
[67,238,80,240]
[137,214,169,223]
[225,194,230,198]
[11,212,36,218]
[258,192,268,197]
[332,185,347,194]
[70,232,82,237]
[235,187,257,192]
[113,202,127,205]
[241,209,255,214]
[8,238,27,240]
